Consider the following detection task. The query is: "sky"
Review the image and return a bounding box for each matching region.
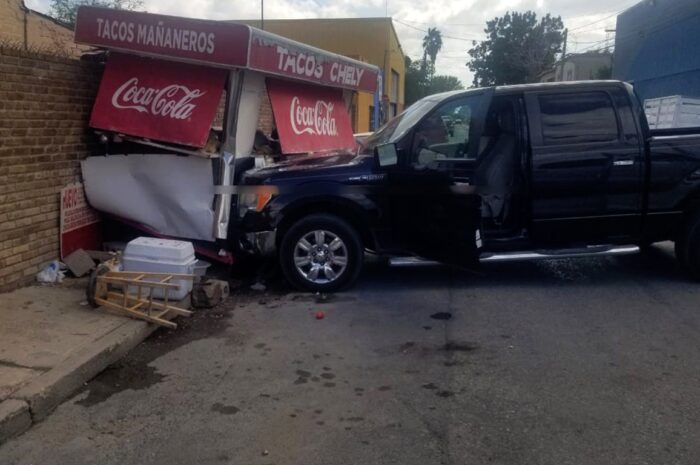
[26,0,640,86]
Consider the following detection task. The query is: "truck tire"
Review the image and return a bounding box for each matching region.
[676,210,700,278]
[279,214,363,292]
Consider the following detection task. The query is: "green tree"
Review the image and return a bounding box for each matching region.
[593,65,613,79]
[404,56,429,105]
[404,56,463,106]
[468,11,564,86]
[428,75,464,94]
[50,0,143,26]
[422,27,443,78]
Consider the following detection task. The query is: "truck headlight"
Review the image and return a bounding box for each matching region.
[238,188,275,217]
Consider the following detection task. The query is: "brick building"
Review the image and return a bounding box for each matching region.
[0,45,102,291]
[0,0,84,56]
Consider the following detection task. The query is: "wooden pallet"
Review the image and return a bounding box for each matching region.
[92,270,194,329]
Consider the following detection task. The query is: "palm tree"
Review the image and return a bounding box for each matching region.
[422,27,443,78]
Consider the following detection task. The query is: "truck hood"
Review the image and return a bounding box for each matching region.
[241,153,375,185]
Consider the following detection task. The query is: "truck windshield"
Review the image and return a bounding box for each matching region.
[360,98,438,152]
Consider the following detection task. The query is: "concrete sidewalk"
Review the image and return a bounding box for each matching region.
[0,281,162,444]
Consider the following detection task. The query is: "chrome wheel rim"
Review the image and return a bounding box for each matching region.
[294,230,348,284]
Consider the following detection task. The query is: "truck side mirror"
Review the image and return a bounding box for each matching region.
[375,143,398,168]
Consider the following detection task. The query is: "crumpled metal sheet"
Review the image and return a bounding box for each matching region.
[81,154,216,241]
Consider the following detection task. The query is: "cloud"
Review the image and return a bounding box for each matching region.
[26,0,628,87]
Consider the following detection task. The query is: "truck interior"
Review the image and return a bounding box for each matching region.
[476,96,525,240]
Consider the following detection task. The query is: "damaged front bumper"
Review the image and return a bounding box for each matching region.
[240,230,277,257]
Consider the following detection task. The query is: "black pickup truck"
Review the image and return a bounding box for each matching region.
[237,80,700,292]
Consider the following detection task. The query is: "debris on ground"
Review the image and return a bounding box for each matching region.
[63,249,96,277]
[250,282,266,291]
[192,279,230,308]
[36,260,66,284]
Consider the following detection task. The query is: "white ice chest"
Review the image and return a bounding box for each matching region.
[122,237,196,300]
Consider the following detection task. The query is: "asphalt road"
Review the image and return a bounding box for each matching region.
[2,242,700,465]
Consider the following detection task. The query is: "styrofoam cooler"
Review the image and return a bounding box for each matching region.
[122,237,196,300]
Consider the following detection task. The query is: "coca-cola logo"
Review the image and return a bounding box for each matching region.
[111,77,205,120]
[290,96,338,136]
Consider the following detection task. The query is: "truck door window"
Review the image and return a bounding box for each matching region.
[538,92,619,145]
[411,96,479,169]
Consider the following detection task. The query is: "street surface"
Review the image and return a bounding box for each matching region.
[1,242,699,465]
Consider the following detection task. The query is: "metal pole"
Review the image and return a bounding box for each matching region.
[261,0,264,30]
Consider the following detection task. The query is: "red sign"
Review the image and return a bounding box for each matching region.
[60,183,101,259]
[267,79,357,154]
[249,30,379,93]
[75,6,249,68]
[74,6,380,94]
[90,53,226,147]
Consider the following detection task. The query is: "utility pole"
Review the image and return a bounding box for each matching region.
[562,28,568,59]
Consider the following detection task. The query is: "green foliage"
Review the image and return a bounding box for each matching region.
[428,75,464,94]
[593,64,613,79]
[468,11,564,87]
[422,27,443,74]
[50,0,143,26]
[405,56,429,105]
[405,56,463,106]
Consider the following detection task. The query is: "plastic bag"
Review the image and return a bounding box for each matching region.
[36,260,65,284]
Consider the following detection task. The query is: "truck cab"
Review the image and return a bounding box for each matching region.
[239,80,700,292]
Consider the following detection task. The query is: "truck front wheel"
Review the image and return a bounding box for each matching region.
[676,211,700,279]
[279,214,363,292]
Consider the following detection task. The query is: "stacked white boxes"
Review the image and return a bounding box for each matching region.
[644,95,700,129]
[122,237,196,300]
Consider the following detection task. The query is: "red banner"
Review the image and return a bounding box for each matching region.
[90,53,226,147]
[74,6,379,94]
[249,30,379,93]
[60,183,101,259]
[75,6,249,68]
[267,79,357,154]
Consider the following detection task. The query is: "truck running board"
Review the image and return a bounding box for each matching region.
[388,256,441,267]
[388,245,639,267]
[479,245,640,263]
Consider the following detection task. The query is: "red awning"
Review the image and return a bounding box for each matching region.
[267,79,357,154]
[75,6,379,93]
[89,53,226,147]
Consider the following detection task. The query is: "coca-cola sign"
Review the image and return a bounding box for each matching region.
[290,98,338,137]
[90,53,226,147]
[268,79,356,154]
[111,78,205,120]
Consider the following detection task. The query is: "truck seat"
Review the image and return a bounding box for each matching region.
[475,104,518,222]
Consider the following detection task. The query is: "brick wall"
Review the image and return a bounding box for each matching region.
[0,45,102,291]
[257,94,274,134]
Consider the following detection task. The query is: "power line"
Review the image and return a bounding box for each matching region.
[567,1,638,33]
[393,19,483,42]
[575,8,700,54]
[397,18,485,28]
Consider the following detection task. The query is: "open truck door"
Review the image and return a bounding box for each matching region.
[384,88,494,266]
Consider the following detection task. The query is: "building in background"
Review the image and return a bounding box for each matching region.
[238,18,405,133]
[613,0,700,101]
[0,0,85,56]
[538,51,612,83]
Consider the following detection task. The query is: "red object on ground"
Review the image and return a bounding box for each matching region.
[267,79,357,154]
[315,311,325,320]
[90,53,226,147]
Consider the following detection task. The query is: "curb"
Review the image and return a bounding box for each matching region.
[0,400,31,445]
[0,318,158,445]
